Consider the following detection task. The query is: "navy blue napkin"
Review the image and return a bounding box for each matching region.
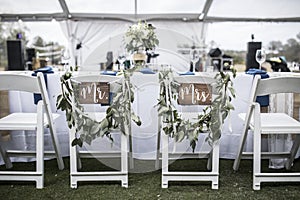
[139,68,155,74]
[246,68,268,77]
[179,71,195,76]
[101,71,117,76]
[246,68,269,106]
[32,66,54,104]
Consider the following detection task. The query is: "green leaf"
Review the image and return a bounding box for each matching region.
[84,135,92,145]
[176,131,185,142]
[190,139,196,153]
[228,86,236,97]
[71,138,83,147]
[100,118,109,128]
[158,106,169,115]
[90,123,101,134]
[131,113,142,126]
[226,102,235,110]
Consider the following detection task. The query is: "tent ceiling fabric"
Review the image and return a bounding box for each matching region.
[0,0,300,23]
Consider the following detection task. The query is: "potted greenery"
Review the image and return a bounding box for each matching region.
[124,21,159,62]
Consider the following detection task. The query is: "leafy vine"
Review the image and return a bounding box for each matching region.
[56,69,141,147]
[157,68,236,152]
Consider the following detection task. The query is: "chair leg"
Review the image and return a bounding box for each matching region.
[0,141,13,169]
[253,105,261,190]
[69,129,78,189]
[233,126,250,171]
[161,133,169,188]
[253,133,261,190]
[285,134,300,170]
[76,146,82,170]
[128,132,134,169]
[233,106,254,171]
[48,124,64,170]
[36,102,44,189]
[207,150,212,171]
[121,133,128,188]
[211,141,219,189]
[155,128,161,170]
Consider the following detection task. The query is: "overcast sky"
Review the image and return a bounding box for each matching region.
[206,22,300,51]
[24,21,68,47]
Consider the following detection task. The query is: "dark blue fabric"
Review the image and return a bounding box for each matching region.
[100,71,117,105]
[246,68,269,107]
[179,71,195,76]
[101,71,117,76]
[32,66,54,104]
[139,68,155,74]
[100,71,116,105]
[101,92,113,106]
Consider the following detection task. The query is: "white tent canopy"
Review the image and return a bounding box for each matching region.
[1,0,299,23]
[1,0,300,71]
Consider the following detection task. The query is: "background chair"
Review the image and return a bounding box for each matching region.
[69,74,129,188]
[233,75,300,190]
[0,72,64,188]
[160,74,219,189]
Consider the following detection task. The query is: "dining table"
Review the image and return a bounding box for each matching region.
[1,70,299,167]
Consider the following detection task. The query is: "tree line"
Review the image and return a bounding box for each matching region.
[225,32,300,65]
[0,23,64,69]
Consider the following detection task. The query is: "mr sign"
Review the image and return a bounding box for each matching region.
[78,82,110,104]
[178,83,212,105]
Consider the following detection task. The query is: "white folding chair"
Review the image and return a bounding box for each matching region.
[0,72,64,188]
[160,74,220,189]
[69,74,129,188]
[233,75,300,190]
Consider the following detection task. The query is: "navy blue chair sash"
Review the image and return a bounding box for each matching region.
[32,66,54,104]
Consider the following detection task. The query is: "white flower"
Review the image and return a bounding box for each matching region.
[124,21,159,53]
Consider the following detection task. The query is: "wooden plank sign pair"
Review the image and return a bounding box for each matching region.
[76,81,212,106]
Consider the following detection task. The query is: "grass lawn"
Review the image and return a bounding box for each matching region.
[0,157,300,200]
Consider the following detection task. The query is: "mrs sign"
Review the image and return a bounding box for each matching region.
[178,83,212,105]
[78,82,110,104]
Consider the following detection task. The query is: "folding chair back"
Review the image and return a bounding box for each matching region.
[0,74,41,92]
[69,74,128,188]
[161,73,220,189]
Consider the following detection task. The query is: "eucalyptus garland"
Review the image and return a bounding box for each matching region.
[56,69,141,147]
[157,68,236,152]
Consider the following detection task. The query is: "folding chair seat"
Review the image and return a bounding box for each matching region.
[68,74,129,188]
[233,75,300,190]
[0,72,64,188]
[159,74,220,189]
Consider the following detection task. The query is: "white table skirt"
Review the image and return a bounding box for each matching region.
[1,71,299,165]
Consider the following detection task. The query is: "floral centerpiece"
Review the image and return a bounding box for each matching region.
[124,21,159,62]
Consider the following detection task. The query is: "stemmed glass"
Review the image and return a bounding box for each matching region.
[117,49,127,70]
[190,48,200,73]
[255,49,266,70]
[61,49,71,71]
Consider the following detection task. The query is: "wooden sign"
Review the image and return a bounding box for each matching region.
[77,82,110,104]
[178,83,212,105]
